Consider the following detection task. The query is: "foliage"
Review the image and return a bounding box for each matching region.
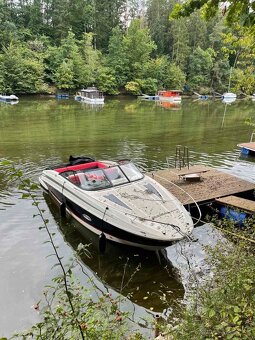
[164,245,255,339]
[160,208,255,340]
[0,1,254,95]
[125,81,142,95]
[123,19,157,80]
[0,41,47,94]
[170,0,255,28]
[12,275,131,339]
[187,47,214,91]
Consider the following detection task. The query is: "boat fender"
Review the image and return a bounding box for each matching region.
[60,202,66,217]
[99,232,106,253]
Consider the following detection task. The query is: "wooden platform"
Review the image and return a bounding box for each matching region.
[147,165,255,205]
[215,196,255,213]
[237,142,255,152]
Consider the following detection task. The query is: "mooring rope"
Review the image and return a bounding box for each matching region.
[150,173,202,226]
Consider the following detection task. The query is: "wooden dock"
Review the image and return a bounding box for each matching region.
[147,165,255,206]
[237,142,255,153]
[215,196,255,213]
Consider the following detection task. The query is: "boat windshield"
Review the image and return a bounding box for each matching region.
[119,162,143,181]
[65,161,143,191]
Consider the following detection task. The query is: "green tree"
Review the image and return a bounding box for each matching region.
[147,0,176,55]
[170,18,191,70]
[107,26,130,88]
[54,60,74,90]
[187,46,214,92]
[123,19,157,80]
[0,41,47,93]
[93,0,127,51]
[170,0,255,28]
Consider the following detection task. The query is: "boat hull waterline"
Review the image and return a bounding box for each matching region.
[39,158,193,251]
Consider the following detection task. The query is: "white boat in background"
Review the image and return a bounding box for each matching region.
[0,94,19,102]
[39,156,194,251]
[222,92,237,99]
[157,90,182,103]
[76,87,104,104]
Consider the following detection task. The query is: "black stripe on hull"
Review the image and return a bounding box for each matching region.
[47,185,173,249]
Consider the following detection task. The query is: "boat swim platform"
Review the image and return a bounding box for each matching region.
[147,165,255,207]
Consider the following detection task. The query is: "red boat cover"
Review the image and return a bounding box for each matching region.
[55,161,106,173]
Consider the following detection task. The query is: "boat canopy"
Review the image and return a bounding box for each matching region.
[59,161,144,191]
[80,87,103,99]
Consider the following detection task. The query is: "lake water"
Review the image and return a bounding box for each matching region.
[0,96,255,337]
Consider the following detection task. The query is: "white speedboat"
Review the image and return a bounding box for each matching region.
[39,157,193,250]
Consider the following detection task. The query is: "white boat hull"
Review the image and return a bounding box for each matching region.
[80,97,104,104]
[222,92,236,99]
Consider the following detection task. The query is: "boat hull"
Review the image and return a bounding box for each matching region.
[44,184,173,251]
[80,97,104,104]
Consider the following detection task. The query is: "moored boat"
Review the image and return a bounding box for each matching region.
[222,92,236,99]
[39,156,194,251]
[0,94,19,102]
[157,90,182,102]
[76,87,104,104]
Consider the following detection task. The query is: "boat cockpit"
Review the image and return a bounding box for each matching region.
[55,160,144,191]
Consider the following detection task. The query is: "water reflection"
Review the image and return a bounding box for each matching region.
[43,193,184,313]
[222,97,237,104]
[156,100,181,110]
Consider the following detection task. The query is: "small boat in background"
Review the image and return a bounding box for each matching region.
[0,94,19,102]
[76,86,104,104]
[157,90,182,102]
[222,92,237,99]
[56,93,69,99]
[138,94,159,101]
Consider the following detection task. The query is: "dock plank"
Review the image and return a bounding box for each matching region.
[215,196,255,213]
[147,166,255,205]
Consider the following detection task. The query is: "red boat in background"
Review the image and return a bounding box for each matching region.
[158,90,182,102]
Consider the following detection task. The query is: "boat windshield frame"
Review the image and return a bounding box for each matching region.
[62,161,144,191]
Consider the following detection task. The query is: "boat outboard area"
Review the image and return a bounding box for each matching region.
[39,156,194,251]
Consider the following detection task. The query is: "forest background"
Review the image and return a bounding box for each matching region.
[0,0,255,96]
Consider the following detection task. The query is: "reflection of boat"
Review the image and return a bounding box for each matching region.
[39,156,193,251]
[222,96,236,104]
[75,87,104,104]
[157,101,181,110]
[44,193,184,312]
[0,94,19,102]
[157,90,182,102]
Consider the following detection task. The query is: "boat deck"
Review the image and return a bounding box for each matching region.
[147,165,255,205]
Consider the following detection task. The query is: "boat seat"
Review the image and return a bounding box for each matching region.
[68,174,82,185]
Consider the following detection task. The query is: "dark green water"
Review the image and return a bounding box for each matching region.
[0,96,255,337]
